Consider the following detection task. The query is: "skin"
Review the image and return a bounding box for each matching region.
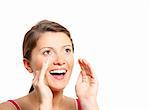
[0,32,99,110]
[30,32,74,92]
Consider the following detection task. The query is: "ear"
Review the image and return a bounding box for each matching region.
[23,58,33,73]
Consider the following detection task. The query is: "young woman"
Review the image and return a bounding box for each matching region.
[0,20,99,110]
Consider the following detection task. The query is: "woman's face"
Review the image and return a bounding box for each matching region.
[30,32,74,91]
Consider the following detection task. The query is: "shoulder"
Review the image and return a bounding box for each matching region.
[0,101,16,110]
[0,94,30,110]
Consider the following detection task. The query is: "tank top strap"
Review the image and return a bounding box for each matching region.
[8,100,21,110]
[76,99,82,110]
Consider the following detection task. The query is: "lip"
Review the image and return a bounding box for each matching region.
[50,68,67,71]
[49,68,68,72]
[48,68,68,80]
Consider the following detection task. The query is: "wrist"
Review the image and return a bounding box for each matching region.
[79,95,97,103]
[79,98,99,110]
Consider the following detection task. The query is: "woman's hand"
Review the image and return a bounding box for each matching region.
[32,56,52,110]
[75,59,99,110]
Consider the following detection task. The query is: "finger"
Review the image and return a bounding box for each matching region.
[78,59,88,82]
[39,56,51,82]
[32,71,40,87]
[78,59,84,71]
[79,59,90,78]
[81,59,99,87]
[79,59,93,80]
[81,59,91,76]
[81,70,88,82]
[82,59,96,79]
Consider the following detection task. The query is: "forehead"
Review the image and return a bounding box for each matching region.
[37,32,72,48]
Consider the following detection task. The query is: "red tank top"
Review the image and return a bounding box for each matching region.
[8,100,21,110]
[76,99,82,110]
[8,99,82,110]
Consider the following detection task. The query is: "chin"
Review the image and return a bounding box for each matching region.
[48,84,66,92]
[45,71,71,92]
[46,78,69,92]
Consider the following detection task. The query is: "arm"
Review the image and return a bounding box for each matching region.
[32,56,53,110]
[76,59,99,110]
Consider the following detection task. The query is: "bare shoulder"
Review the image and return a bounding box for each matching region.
[0,101,16,110]
[0,94,30,110]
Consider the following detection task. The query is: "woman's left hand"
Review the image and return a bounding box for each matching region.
[75,59,99,110]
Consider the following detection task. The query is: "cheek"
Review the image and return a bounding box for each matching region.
[31,55,54,72]
[30,56,44,72]
[67,55,74,69]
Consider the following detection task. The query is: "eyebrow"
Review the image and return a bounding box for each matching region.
[40,45,72,50]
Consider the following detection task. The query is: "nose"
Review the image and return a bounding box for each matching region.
[53,54,66,66]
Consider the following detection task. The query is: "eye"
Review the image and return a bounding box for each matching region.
[43,50,51,56]
[65,48,71,53]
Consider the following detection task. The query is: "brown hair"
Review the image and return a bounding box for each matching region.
[23,20,74,61]
[22,20,74,93]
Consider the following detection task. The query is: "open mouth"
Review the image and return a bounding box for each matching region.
[49,69,67,80]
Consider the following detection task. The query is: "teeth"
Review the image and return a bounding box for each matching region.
[50,69,66,74]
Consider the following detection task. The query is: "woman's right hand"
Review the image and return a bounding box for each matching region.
[32,56,53,110]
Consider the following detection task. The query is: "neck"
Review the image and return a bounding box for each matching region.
[52,90,64,108]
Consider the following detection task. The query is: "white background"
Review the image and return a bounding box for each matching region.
[0,0,150,110]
